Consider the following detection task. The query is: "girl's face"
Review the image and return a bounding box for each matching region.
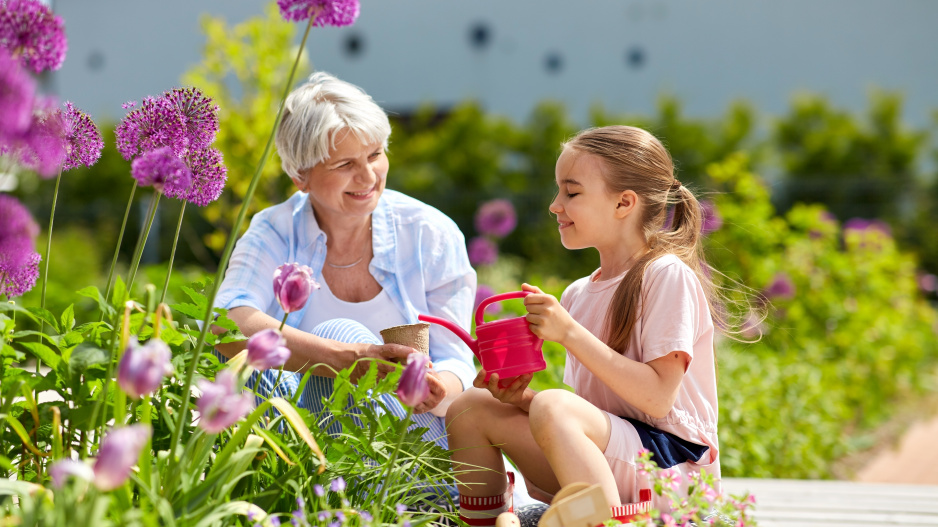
[549,148,627,250]
[297,130,389,223]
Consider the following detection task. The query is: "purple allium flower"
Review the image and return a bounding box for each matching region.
[163,86,219,150]
[18,104,65,178]
[313,483,324,497]
[115,95,187,161]
[246,328,291,370]
[117,337,174,399]
[468,236,497,266]
[93,424,151,491]
[0,192,39,243]
[61,101,103,171]
[475,199,517,238]
[763,273,795,301]
[396,353,430,407]
[168,145,226,206]
[0,193,40,298]
[49,459,94,488]
[474,284,502,315]
[277,0,360,26]
[273,262,319,313]
[918,273,937,294]
[131,146,192,193]
[699,200,723,235]
[844,217,892,237]
[0,0,67,73]
[330,476,346,493]
[0,48,35,143]
[196,369,254,434]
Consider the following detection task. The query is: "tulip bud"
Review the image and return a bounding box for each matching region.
[196,369,254,434]
[246,328,291,370]
[396,353,430,407]
[117,337,174,399]
[93,425,151,491]
[273,263,319,313]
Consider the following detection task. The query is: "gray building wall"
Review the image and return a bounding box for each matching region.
[53,0,938,125]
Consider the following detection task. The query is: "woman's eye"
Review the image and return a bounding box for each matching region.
[369,151,381,159]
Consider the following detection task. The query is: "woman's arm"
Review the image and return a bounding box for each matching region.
[215,306,414,381]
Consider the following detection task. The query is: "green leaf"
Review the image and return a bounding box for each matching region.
[68,342,109,376]
[77,286,116,318]
[60,304,76,333]
[111,276,127,307]
[170,302,204,321]
[20,341,62,370]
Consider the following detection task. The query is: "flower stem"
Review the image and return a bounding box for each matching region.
[103,181,138,308]
[279,312,288,332]
[126,192,161,297]
[377,407,413,517]
[167,11,317,462]
[37,169,62,393]
[159,201,186,305]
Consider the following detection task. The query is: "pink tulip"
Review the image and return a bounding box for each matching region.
[93,425,151,491]
[273,263,319,313]
[117,337,174,399]
[196,369,254,434]
[246,328,291,370]
[49,459,94,488]
[395,353,430,407]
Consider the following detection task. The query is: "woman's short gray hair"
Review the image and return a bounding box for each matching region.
[275,71,391,182]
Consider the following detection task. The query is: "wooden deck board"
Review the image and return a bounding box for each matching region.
[722,478,938,527]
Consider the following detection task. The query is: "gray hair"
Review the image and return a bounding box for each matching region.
[275,71,391,182]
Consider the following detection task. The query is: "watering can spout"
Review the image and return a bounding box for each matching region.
[418,314,479,356]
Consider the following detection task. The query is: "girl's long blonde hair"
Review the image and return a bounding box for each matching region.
[564,125,729,353]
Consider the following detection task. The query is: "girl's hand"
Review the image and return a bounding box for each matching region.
[473,370,535,412]
[522,283,576,346]
[413,368,447,414]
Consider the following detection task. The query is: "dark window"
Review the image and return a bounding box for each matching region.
[344,33,365,58]
[626,46,646,69]
[544,51,563,74]
[469,22,491,49]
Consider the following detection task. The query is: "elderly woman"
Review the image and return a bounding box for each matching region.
[213,72,476,444]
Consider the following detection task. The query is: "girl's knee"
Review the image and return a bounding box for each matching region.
[446,387,493,427]
[529,389,583,435]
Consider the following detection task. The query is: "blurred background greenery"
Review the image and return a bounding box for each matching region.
[9,7,938,480]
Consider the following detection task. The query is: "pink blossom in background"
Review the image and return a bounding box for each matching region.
[844,217,892,237]
[659,468,682,491]
[93,425,151,491]
[763,273,795,300]
[61,101,103,171]
[115,95,188,161]
[277,0,360,26]
[172,145,227,206]
[163,87,219,150]
[0,0,67,73]
[474,284,502,315]
[699,200,723,235]
[396,353,430,408]
[196,370,254,434]
[273,262,319,313]
[467,236,497,266]
[739,310,764,340]
[49,459,94,488]
[475,199,517,238]
[0,49,35,143]
[246,328,291,370]
[918,273,937,293]
[117,337,174,399]
[130,146,192,193]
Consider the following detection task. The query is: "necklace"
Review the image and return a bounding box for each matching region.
[326,256,364,269]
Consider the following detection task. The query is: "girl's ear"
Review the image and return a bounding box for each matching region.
[614,190,638,219]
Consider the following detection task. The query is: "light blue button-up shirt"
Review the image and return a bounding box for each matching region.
[214,188,478,389]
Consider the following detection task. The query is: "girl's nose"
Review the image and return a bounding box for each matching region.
[549,198,563,215]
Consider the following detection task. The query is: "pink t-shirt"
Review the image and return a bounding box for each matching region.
[562,254,720,469]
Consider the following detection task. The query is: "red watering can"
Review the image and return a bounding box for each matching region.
[419,291,546,385]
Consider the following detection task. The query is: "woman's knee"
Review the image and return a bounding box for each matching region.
[446,388,497,432]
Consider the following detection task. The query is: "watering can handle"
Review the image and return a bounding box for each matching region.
[475,291,531,326]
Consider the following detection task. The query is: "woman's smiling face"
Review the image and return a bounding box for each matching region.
[549,147,623,250]
[299,129,389,222]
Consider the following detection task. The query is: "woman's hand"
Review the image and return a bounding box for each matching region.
[412,368,447,414]
[473,370,535,412]
[522,283,577,347]
[348,343,414,382]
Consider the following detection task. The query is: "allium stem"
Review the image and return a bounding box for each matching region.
[104,181,138,307]
[159,201,186,305]
[38,169,62,383]
[126,192,162,296]
[168,10,318,462]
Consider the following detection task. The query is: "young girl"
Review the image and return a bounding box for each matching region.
[446,126,722,524]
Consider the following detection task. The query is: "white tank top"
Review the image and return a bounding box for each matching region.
[300,278,408,340]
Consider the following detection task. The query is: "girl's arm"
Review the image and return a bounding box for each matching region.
[522,284,687,419]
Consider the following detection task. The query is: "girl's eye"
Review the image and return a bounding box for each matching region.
[567,193,579,198]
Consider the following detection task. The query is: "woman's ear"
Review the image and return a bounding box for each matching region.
[614,190,638,219]
[293,172,309,192]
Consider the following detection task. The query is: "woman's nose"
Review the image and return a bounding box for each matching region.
[356,162,377,185]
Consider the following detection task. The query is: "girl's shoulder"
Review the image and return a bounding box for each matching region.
[646,253,695,280]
